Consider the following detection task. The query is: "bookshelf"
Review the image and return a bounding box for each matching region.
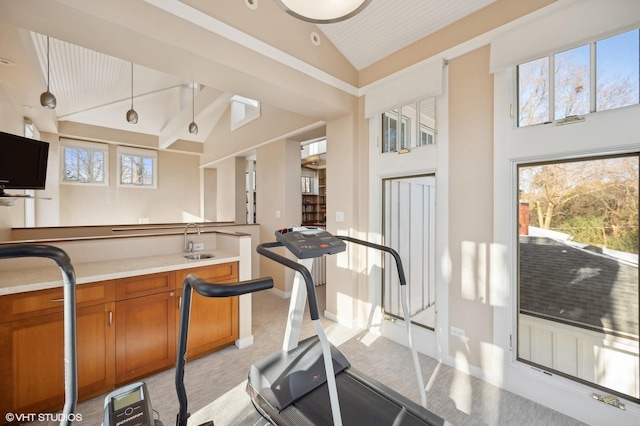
[301,168,326,226]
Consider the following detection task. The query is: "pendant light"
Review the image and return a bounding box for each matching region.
[274,0,371,23]
[188,82,198,135]
[39,36,57,109]
[126,62,138,124]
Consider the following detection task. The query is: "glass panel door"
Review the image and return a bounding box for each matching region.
[383,175,436,329]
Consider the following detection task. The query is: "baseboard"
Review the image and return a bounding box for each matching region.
[268,287,291,298]
[235,335,254,349]
[323,309,360,329]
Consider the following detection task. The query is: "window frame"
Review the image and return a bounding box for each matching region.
[494,60,640,416]
[60,139,109,186]
[515,153,639,403]
[117,146,158,189]
[516,28,640,128]
[381,97,436,153]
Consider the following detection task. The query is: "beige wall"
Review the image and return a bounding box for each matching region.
[213,156,246,223]
[255,139,301,294]
[202,103,321,167]
[448,45,494,369]
[58,147,201,226]
[203,167,217,221]
[325,111,364,323]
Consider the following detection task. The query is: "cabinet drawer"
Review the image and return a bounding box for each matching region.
[115,271,175,301]
[175,262,238,286]
[0,280,115,323]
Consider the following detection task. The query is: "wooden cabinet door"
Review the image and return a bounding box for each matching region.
[0,304,115,421]
[115,290,176,384]
[175,263,239,360]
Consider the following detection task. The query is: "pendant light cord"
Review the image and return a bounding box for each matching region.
[46,37,51,91]
[130,63,134,109]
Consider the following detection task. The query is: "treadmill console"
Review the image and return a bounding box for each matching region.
[275,227,346,259]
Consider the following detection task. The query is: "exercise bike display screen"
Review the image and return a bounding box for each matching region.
[112,388,143,412]
[275,227,346,259]
[103,382,154,426]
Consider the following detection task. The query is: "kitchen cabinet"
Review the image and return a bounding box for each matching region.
[114,271,176,384]
[0,281,115,421]
[0,260,241,423]
[175,262,239,360]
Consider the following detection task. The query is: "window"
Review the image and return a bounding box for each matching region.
[118,146,157,188]
[517,155,639,402]
[382,109,409,152]
[61,140,108,185]
[230,95,260,130]
[301,176,312,194]
[381,97,436,153]
[517,28,640,127]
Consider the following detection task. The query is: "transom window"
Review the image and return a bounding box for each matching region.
[61,140,108,185]
[118,146,157,188]
[517,28,639,127]
[381,97,436,153]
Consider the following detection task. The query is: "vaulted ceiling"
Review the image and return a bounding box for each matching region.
[0,0,495,150]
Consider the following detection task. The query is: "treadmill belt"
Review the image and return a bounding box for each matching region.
[294,372,438,426]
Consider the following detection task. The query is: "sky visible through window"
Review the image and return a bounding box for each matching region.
[519,29,639,126]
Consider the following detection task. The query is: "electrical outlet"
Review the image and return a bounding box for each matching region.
[193,243,205,251]
[450,326,465,338]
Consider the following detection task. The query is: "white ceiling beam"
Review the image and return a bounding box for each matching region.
[157,86,231,149]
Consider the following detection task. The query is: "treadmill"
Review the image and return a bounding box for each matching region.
[248,227,446,426]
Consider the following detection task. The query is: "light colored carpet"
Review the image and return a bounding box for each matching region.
[27,286,586,426]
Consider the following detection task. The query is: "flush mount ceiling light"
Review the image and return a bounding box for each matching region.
[274,0,371,23]
[126,62,138,124]
[188,82,198,135]
[39,36,57,109]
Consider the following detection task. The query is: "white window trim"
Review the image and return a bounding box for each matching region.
[494,64,640,424]
[367,67,449,360]
[117,146,158,189]
[489,0,640,73]
[59,139,109,187]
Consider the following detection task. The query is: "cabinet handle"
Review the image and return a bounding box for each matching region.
[170,292,175,297]
[49,298,64,302]
[109,311,113,327]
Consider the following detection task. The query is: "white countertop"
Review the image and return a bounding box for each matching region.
[0,250,240,295]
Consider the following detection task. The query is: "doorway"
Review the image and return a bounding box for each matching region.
[383,175,436,329]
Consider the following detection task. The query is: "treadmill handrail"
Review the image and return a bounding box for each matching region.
[175,274,274,426]
[337,236,407,286]
[256,241,322,320]
[337,235,428,409]
[258,233,428,411]
[0,244,77,426]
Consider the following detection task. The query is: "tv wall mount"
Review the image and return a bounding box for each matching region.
[0,181,51,207]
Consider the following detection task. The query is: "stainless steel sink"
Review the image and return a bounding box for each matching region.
[183,253,214,260]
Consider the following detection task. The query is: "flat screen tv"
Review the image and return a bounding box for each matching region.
[0,130,49,196]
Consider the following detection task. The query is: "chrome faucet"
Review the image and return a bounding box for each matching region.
[183,223,201,252]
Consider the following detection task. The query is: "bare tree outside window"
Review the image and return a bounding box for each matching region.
[63,146,105,184]
[518,29,640,127]
[120,154,154,186]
